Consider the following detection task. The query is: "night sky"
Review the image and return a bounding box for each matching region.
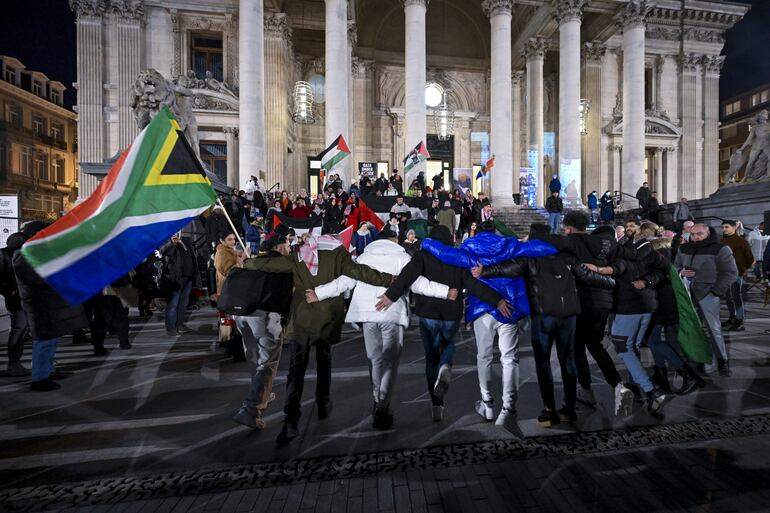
[0,0,767,108]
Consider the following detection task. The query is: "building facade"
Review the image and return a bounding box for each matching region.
[70,0,748,208]
[719,81,770,182]
[0,56,78,219]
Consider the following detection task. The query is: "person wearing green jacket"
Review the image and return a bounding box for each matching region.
[244,236,393,444]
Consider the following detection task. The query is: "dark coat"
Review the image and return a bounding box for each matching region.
[13,252,88,340]
[600,194,615,221]
[545,195,563,214]
[161,240,197,292]
[610,238,667,314]
[0,232,27,311]
[481,252,615,318]
[636,186,651,209]
[650,239,678,326]
[205,212,230,247]
[587,193,598,210]
[549,177,561,193]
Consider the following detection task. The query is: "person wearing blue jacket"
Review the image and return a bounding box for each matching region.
[420,221,556,431]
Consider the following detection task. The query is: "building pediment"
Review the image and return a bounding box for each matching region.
[607,115,682,137]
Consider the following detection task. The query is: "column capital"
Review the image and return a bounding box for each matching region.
[523,37,549,61]
[348,20,358,47]
[402,0,429,8]
[615,0,652,30]
[70,0,106,19]
[582,41,607,64]
[701,55,725,75]
[352,57,375,78]
[223,126,239,137]
[512,70,525,85]
[107,0,145,21]
[678,53,703,73]
[482,0,514,18]
[265,12,291,38]
[552,0,586,24]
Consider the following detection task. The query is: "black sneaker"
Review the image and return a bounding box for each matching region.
[537,408,561,428]
[373,407,393,430]
[717,358,732,377]
[30,378,61,392]
[558,406,578,424]
[646,388,670,416]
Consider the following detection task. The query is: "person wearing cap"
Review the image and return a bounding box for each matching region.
[377,225,512,422]
[437,200,456,242]
[243,232,394,443]
[305,228,455,430]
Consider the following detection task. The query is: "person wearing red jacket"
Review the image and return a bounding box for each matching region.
[287,198,311,219]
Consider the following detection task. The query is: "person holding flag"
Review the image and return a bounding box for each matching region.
[404,141,430,188]
[318,134,351,186]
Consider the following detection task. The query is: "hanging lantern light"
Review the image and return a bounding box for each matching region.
[433,94,455,141]
[292,81,315,124]
[579,98,591,136]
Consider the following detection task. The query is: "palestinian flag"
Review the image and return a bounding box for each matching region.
[318,134,350,172]
[20,107,216,304]
[357,199,386,231]
[671,266,712,363]
[272,212,323,237]
[404,141,430,173]
[477,155,495,179]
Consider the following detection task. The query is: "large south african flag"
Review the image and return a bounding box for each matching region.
[21,107,217,304]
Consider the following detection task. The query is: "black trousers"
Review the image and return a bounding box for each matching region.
[91,295,129,347]
[284,339,332,423]
[531,315,577,410]
[574,307,621,389]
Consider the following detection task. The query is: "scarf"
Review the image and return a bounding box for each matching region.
[298,235,343,276]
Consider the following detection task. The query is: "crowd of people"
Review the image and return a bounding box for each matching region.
[2,172,768,447]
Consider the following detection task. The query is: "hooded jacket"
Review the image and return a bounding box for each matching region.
[420,231,556,323]
[384,226,502,321]
[531,232,617,311]
[314,239,448,328]
[674,226,738,301]
[610,237,668,314]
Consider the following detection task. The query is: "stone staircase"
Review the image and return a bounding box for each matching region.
[493,207,550,235]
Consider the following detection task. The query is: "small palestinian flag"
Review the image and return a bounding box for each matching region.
[477,155,495,179]
[272,212,323,237]
[403,141,430,173]
[318,134,350,172]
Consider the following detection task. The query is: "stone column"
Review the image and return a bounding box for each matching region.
[512,71,524,178]
[483,0,514,206]
[610,144,622,191]
[389,110,405,170]
[348,21,357,181]
[554,0,585,204]
[265,13,291,191]
[239,0,266,189]
[223,127,239,188]
[702,55,723,196]
[524,37,548,207]
[617,0,650,204]
[403,0,428,186]
[653,148,663,197]
[70,1,105,199]
[678,53,700,200]
[582,42,605,198]
[110,10,143,151]
[324,0,350,185]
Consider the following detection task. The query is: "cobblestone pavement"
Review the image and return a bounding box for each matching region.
[0,292,769,512]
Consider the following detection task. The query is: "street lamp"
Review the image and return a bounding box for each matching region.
[579,98,591,136]
[292,81,315,124]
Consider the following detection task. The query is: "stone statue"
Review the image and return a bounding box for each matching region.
[130,69,199,154]
[204,70,237,98]
[726,109,770,183]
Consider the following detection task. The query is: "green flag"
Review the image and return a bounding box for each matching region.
[493,218,518,238]
[670,265,712,364]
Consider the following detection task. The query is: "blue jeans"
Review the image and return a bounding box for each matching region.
[166,279,193,332]
[647,324,685,371]
[611,313,653,392]
[531,315,577,410]
[31,338,60,382]
[548,213,561,234]
[419,318,460,405]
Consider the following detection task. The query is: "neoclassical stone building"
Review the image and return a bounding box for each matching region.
[70,0,748,208]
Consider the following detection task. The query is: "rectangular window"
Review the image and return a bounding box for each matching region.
[644,67,654,111]
[724,100,741,116]
[19,147,33,176]
[52,158,65,183]
[199,141,227,184]
[35,153,49,181]
[32,115,47,136]
[721,124,737,139]
[191,33,224,82]
[51,91,61,105]
[3,68,15,85]
[50,122,64,141]
[32,81,43,96]
[5,103,21,125]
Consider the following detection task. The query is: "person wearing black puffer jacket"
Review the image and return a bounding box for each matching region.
[532,212,630,413]
[474,223,615,428]
[0,232,30,376]
[588,224,672,417]
[13,221,88,391]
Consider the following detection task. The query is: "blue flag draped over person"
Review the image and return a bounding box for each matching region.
[421,231,556,323]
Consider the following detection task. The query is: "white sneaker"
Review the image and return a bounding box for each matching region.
[431,405,444,422]
[614,383,634,417]
[495,408,520,436]
[576,387,597,407]
[475,399,494,421]
[433,364,452,400]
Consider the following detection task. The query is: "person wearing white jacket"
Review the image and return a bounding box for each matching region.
[748,222,769,281]
[306,229,456,429]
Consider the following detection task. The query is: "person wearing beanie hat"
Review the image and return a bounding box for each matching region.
[377,224,512,422]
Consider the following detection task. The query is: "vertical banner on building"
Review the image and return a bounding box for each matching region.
[559,159,583,208]
[0,194,19,248]
[519,168,536,208]
[452,168,473,199]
